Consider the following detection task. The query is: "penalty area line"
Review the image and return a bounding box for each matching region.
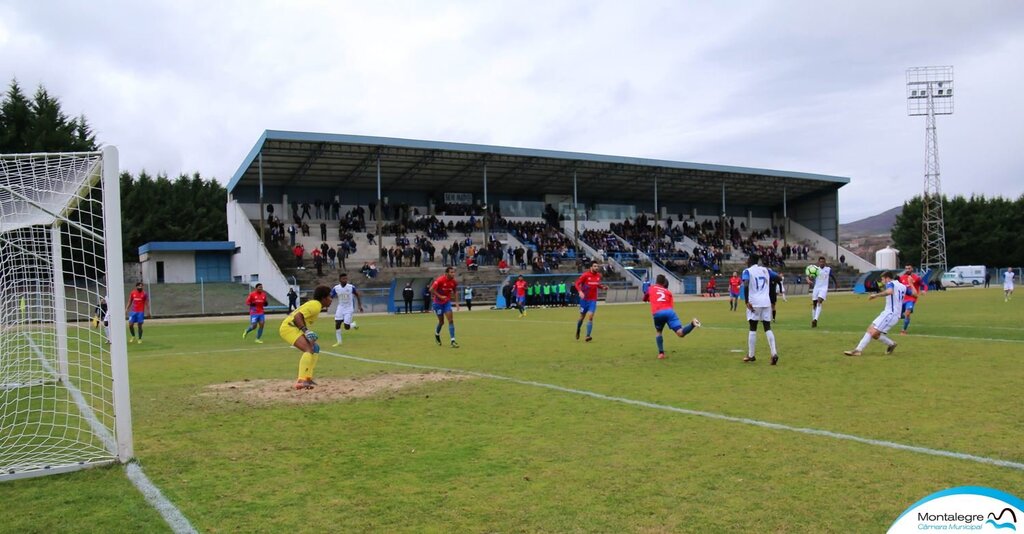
[322,349,1024,473]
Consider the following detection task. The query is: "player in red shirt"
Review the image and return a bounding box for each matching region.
[574,261,608,342]
[898,264,926,335]
[243,283,269,343]
[648,274,701,359]
[124,282,150,344]
[513,275,529,317]
[705,276,718,297]
[431,266,460,348]
[728,271,742,311]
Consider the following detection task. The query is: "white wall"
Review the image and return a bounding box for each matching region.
[140,252,195,284]
[227,200,294,304]
[789,220,875,273]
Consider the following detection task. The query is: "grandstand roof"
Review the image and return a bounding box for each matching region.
[138,241,236,254]
[227,130,849,206]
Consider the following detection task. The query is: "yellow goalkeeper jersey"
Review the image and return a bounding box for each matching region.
[284,300,323,329]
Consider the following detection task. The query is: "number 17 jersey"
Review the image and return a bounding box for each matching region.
[742,265,772,307]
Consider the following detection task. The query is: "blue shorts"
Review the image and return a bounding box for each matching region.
[579,299,597,315]
[729,290,739,298]
[433,302,453,316]
[128,311,145,324]
[250,314,266,324]
[516,295,526,305]
[653,310,684,332]
[902,301,916,314]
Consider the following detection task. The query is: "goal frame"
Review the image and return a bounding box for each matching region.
[0,146,134,482]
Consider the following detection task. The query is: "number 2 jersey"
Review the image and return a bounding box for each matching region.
[648,284,675,314]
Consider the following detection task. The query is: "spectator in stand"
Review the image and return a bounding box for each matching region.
[312,248,323,276]
[320,222,327,241]
[498,258,509,274]
[294,244,305,270]
[327,247,337,269]
[301,201,311,220]
[288,224,297,246]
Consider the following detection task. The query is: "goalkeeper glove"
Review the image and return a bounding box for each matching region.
[304,330,318,342]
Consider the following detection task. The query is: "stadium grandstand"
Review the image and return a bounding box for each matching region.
[225,130,872,308]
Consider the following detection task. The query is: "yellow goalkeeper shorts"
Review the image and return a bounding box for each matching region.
[279,324,304,346]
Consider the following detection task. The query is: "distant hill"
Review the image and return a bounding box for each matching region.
[840,206,901,264]
[840,206,902,237]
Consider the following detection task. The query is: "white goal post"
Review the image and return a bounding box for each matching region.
[0,147,133,481]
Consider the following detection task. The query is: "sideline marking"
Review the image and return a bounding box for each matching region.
[126,463,199,534]
[466,317,1024,344]
[323,349,1024,472]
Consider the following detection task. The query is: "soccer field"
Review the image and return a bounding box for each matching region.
[2,287,1022,532]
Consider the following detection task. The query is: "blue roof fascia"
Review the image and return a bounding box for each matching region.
[226,130,270,193]
[139,241,236,255]
[227,129,850,193]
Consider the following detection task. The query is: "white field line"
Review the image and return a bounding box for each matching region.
[464,317,1024,344]
[137,345,280,357]
[26,338,198,532]
[322,349,1024,472]
[125,463,199,534]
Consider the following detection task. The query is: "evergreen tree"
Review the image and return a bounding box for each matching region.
[0,78,98,153]
[0,79,32,152]
[892,194,1024,268]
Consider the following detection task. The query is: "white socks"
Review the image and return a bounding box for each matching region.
[812,306,822,321]
[747,332,757,357]
[855,333,872,351]
[878,334,895,347]
[765,331,777,355]
[335,329,343,343]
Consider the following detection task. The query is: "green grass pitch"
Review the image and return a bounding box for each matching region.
[2,287,1022,532]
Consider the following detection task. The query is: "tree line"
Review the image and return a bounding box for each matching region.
[1,79,226,259]
[892,194,1024,268]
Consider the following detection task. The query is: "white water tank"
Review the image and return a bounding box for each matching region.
[875,246,899,270]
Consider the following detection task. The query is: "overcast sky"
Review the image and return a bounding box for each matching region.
[1,1,1022,222]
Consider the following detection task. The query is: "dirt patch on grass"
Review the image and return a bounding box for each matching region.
[201,372,473,405]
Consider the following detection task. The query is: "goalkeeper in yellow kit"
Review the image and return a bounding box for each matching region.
[279,285,333,390]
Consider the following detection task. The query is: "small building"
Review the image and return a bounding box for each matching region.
[138,241,237,284]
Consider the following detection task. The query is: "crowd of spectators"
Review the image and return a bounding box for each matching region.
[506,221,576,259]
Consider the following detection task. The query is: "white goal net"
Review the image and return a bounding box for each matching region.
[0,147,133,481]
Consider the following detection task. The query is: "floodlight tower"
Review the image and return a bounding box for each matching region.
[906,66,953,272]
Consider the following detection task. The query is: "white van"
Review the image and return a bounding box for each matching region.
[940,265,987,286]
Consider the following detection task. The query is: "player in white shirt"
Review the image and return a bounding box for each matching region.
[844,271,909,356]
[742,255,781,365]
[1004,268,1015,302]
[330,273,364,347]
[808,256,836,328]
